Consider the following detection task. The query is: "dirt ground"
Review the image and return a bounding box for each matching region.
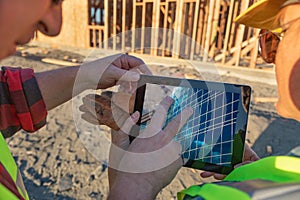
[2,44,300,200]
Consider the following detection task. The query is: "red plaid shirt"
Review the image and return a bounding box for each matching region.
[0,67,47,138]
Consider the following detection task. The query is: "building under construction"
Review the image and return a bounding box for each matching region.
[36,0,264,69]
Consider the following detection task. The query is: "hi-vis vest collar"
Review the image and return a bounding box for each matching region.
[0,132,29,200]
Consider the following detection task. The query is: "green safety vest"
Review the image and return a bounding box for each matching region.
[178,156,300,200]
[0,132,29,200]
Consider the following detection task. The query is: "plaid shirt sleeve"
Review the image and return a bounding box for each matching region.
[0,66,47,138]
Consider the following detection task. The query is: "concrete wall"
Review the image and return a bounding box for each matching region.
[36,0,89,48]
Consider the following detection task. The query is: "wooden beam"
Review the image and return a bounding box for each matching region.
[113,0,117,50]
[141,1,146,54]
[122,0,126,51]
[104,0,109,49]
[254,97,278,103]
[151,0,161,56]
[190,0,200,60]
[131,0,137,52]
[173,0,184,59]
[161,0,170,57]
[209,0,221,58]
[222,0,235,64]
[203,0,215,62]
[41,58,79,66]
[249,28,260,69]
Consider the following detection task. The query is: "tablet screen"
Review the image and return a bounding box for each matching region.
[134,75,251,174]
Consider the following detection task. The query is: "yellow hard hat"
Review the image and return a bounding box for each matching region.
[235,0,300,31]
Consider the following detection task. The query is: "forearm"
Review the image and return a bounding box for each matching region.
[35,65,87,110]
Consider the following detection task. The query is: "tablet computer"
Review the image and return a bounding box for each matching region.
[133,74,251,175]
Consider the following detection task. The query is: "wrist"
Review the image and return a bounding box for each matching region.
[108,173,159,200]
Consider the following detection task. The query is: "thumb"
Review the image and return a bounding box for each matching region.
[114,67,140,83]
[119,111,140,135]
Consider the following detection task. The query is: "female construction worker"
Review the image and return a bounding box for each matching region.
[0,0,151,199]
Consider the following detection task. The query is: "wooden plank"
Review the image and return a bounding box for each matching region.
[234,0,249,67]
[185,2,194,58]
[215,36,257,61]
[151,0,161,56]
[182,3,188,57]
[190,0,200,60]
[173,0,184,59]
[167,2,176,56]
[99,29,103,48]
[249,28,260,69]
[221,0,234,64]
[41,58,79,66]
[113,0,117,50]
[254,97,278,103]
[195,1,204,56]
[209,0,221,58]
[131,0,137,52]
[162,0,169,57]
[122,0,126,51]
[141,1,146,54]
[200,2,209,57]
[228,1,239,49]
[104,0,109,49]
[93,28,97,48]
[203,0,215,62]
[86,1,91,48]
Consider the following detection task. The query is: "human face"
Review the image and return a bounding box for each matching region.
[0,0,63,59]
[275,4,300,121]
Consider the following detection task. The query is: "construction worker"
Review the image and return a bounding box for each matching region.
[106,0,300,199]
[0,0,150,199]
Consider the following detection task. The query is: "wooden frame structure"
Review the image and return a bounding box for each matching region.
[38,0,268,69]
[87,0,265,68]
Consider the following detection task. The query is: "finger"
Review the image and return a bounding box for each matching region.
[79,104,89,112]
[164,107,193,138]
[137,64,152,75]
[200,171,215,178]
[83,94,125,130]
[124,56,152,75]
[243,143,260,161]
[119,111,140,135]
[118,81,131,92]
[118,81,137,94]
[81,100,98,119]
[113,67,140,83]
[123,54,145,69]
[82,96,98,117]
[234,160,254,168]
[147,96,174,132]
[79,104,98,119]
[84,93,98,100]
[81,112,99,125]
[112,54,144,69]
[214,174,226,180]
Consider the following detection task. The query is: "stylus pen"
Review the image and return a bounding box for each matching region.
[141,110,154,124]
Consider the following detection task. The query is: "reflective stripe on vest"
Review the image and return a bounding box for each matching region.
[0,132,29,200]
[178,156,300,200]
